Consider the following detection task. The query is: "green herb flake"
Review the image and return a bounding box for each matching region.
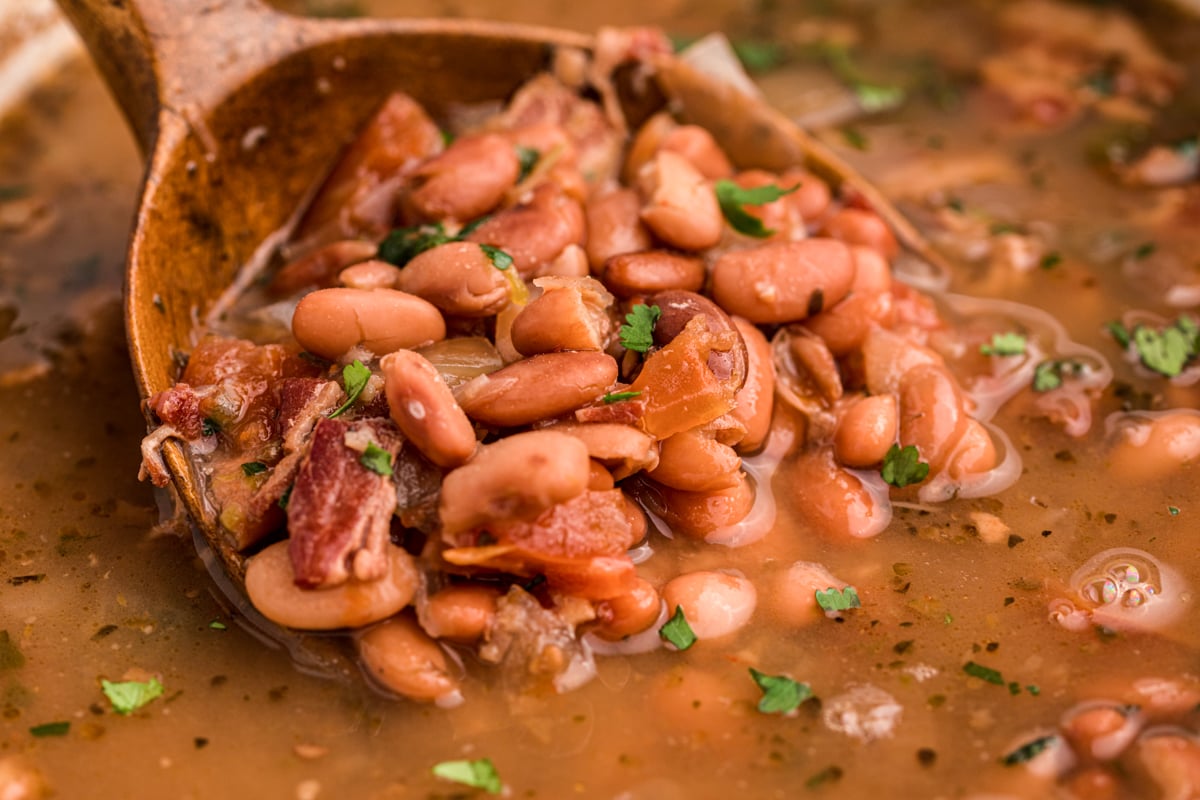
[732,40,786,73]
[479,244,514,271]
[619,304,662,354]
[102,677,165,715]
[241,461,268,477]
[278,485,293,511]
[841,126,869,151]
[814,586,861,612]
[1008,681,1022,696]
[377,223,453,266]
[659,606,697,651]
[29,721,70,738]
[328,359,372,418]
[0,184,31,201]
[1130,317,1200,378]
[458,215,490,238]
[1169,506,1180,516]
[1002,734,1057,766]
[515,146,539,182]
[1039,252,1062,270]
[1132,241,1157,260]
[1106,320,1132,349]
[1032,359,1086,392]
[0,630,25,670]
[602,391,642,404]
[880,444,930,488]
[823,44,906,113]
[208,620,227,631]
[1026,684,1041,696]
[359,442,394,477]
[963,661,1005,686]
[714,179,796,238]
[431,758,503,795]
[805,765,844,790]
[980,332,1027,357]
[200,418,220,437]
[943,613,954,625]
[749,668,813,714]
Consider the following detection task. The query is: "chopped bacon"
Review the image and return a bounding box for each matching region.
[277,378,343,453]
[574,393,647,425]
[287,418,402,589]
[147,383,204,440]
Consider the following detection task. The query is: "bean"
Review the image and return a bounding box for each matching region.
[466,183,586,276]
[588,459,616,490]
[1063,768,1119,800]
[945,418,997,478]
[710,238,856,324]
[537,243,590,279]
[787,326,843,404]
[662,570,756,640]
[337,259,402,290]
[552,422,659,480]
[779,167,832,224]
[1060,703,1142,761]
[861,326,943,395]
[834,394,898,468]
[270,239,378,295]
[510,276,614,355]
[730,317,775,452]
[622,111,678,185]
[456,351,618,427]
[380,349,477,468]
[898,363,969,473]
[421,584,501,642]
[821,207,899,260]
[357,614,462,705]
[650,429,741,492]
[772,561,850,627]
[584,187,653,273]
[438,429,590,535]
[1108,410,1200,484]
[729,169,804,240]
[783,449,889,539]
[591,577,662,641]
[651,289,748,391]
[245,541,418,630]
[401,132,519,222]
[393,241,509,317]
[641,470,755,539]
[291,287,445,361]
[623,491,648,542]
[803,289,896,357]
[848,244,893,294]
[603,250,706,298]
[661,124,734,180]
[1135,733,1200,800]
[638,150,724,251]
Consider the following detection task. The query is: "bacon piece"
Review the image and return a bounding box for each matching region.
[287,418,402,589]
[147,383,204,440]
[574,394,647,425]
[277,378,343,453]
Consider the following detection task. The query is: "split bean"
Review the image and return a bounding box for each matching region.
[552,422,659,480]
[510,276,613,355]
[393,241,510,317]
[584,187,653,273]
[401,132,519,222]
[466,183,586,276]
[603,250,706,298]
[380,349,477,468]
[456,351,618,427]
[421,584,502,642]
[358,614,462,705]
[638,150,724,251]
[710,238,856,324]
[651,290,748,391]
[650,428,741,492]
[662,570,756,640]
[291,287,445,361]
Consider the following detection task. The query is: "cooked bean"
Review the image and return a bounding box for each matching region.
[861,326,944,395]
[803,288,896,357]
[650,429,741,492]
[358,614,462,705]
[510,276,614,355]
[537,242,590,279]
[779,167,833,224]
[271,239,378,295]
[1135,733,1200,800]
[898,363,969,473]
[784,449,889,539]
[245,541,418,630]
[421,584,501,642]
[661,125,734,180]
[730,317,775,452]
[591,577,662,641]
[438,429,590,535]
[641,470,755,539]
[337,259,403,290]
[710,238,856,324]
[603,250,706,298]
[1108,410,1200,484]
[945,418,997,478]
[456,351,618,427]
[821,207,899,260]
[401,133,519,222]
[584,187,653,273]
[291,287,445,360]
[588,459,616,490]
[393,241,509,317]
[772,561,850,627]
[787,326,842,404]
[623,491,648,542]
[651,290,748,391]
[848,244,893,293]
[622,111,677,185]
[380,349,477,468]
[466,183,585,276]
[552,422,659,480]
[728,169,804,240]
[638,150,724,251]
[662,570,756,640]
[834,394,898,468]
[1060,703,1142,761]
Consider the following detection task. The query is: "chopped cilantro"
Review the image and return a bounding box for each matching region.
[1169,506,1180,516]
[328,359,372,418]
[823,45,906,112]
[1039,252,1062,270]
[1106,320,1132,349]
[377,223,453,266]
[714,179,796,238]
[805,765,844,789]
[208,620,227,631]
[200,418,220,437]
[962,661,1004,685]
[360,442,394,477]
[1132,316,1199,377]
[659,606,697,651]
[278,485,293,511]
[881,444,930,488]
[241,461,268,477]
[749,668,813,714]
[1132,241,1157,260]
[1002,734,1057,766]
[980,332,1027,357]
[458,215,490,238]
[1026,684,1041,696]
[815,586,861,612]
[732,40,786,73]
[431,758,503,795]
[841,126,869,151]
[602,390,642,404]
[1008,681,1022,696]
[102,677,165,715]
[29,721,70,738]
[1032,359,1086,392]
[946,197,965,213]
[619,304,662,354]
[515,146,539,182]
[0,184,31,201]
[479,244,514,271]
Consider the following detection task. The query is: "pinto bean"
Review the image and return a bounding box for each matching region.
[291,287,445,360]
[271,239,379,295]
[552,422,659,480]
[848,245,893,293]
[640,470,755,540]
[584,187,653,273]
[588,459,616,490]
[422,584,501,642]
[337,259,402,290]
[772,561,851,627]
[638,150,724,251]
[861,326,944,395]
[945,418,997,478]
[834,394,898,468]
[466,183,585,277]
[380,349,476,468]
[729,169,805,240]
[821,207,899,260]
[898,363,969,473]
[591,577,662,641]
[651,290,748,392]
[245,541,418,630]
[623,491,648,542]
[510,276,614,355]
[784,449,889,539]
[537,242,590,279]
[1137,733,1200,800]
[661,125,734,180]
[803,289,896,357]
[437,429,590,535]
[779,167,832,224]
[650,429,741,492]
[401,133,519,222]
[456,351,618,427]
[392,241,509,317]
[1108,410,1200,484]
[662,570,756,640]
[622,111,678,186]
[358,614,462,705]
[730,317,775,452]
[787,326,843,404]
[603,250,706,298]
[710,238,856,324]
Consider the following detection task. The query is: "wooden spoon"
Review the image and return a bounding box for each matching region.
[60,0,944,619]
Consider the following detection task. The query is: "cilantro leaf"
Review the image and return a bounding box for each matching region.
[1032,359,1087,392]
[241,461,268,477]
[1002,734,1057,766]
[200,417,220,437]
[377,223,453,266]
[602,390,641,404]
[30,721,70,737]
[515,146,539,182]
[980,332,1027,357]
[1106,320,1131,349]
[619,304,662,354]
[749,668,813,714]
[479,244,514,271]
[842,126,869,151]
[328,359,372,419]
[659,606,697,650]
[823,44,906,113]
[714,179,797,238]
[732,40,786,73]
[360,442,394,477]
[880,444,929,488]
[209,620,227,631]
[815,586,861,612]
[1132,241,1157,260]
[431,758,503,795]
[102,677,164,715]
[1130,316,1199,378]
[1039,251,1062,270]
[962,661,1005,685]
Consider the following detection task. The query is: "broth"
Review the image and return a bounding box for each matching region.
[2,2,1199,798]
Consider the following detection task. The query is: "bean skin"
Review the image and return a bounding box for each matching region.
[401,133,519,222]
[603,250,706,298]
[640,470,755,540]
[357,614,462,705]
[650,428,741,492]
[510,276,614,355]
[291,287,445,361]
[710,238,856,324]
[730,317,775,452]
[456,351,618,427]
[380,349,477,468]
[662,570,756,640]
[421,584,501,642]
[834,394,898,468]
[651,290,748,392]
[821,207,899,260]
[784,449,889,539]
[584,187,653,273]
[393,242,509,317]
[466,183,586,277]
[638,150,724,251]
[552,422,659,480]
[245,541,418,630]
[338,259,403,290]
[590,576,662,641]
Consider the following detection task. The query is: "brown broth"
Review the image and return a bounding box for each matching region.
[2,2,1199,798]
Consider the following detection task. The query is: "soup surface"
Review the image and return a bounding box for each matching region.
[2,1,1199,798]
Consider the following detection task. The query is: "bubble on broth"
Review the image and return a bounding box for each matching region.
[1049,548,1190,634]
